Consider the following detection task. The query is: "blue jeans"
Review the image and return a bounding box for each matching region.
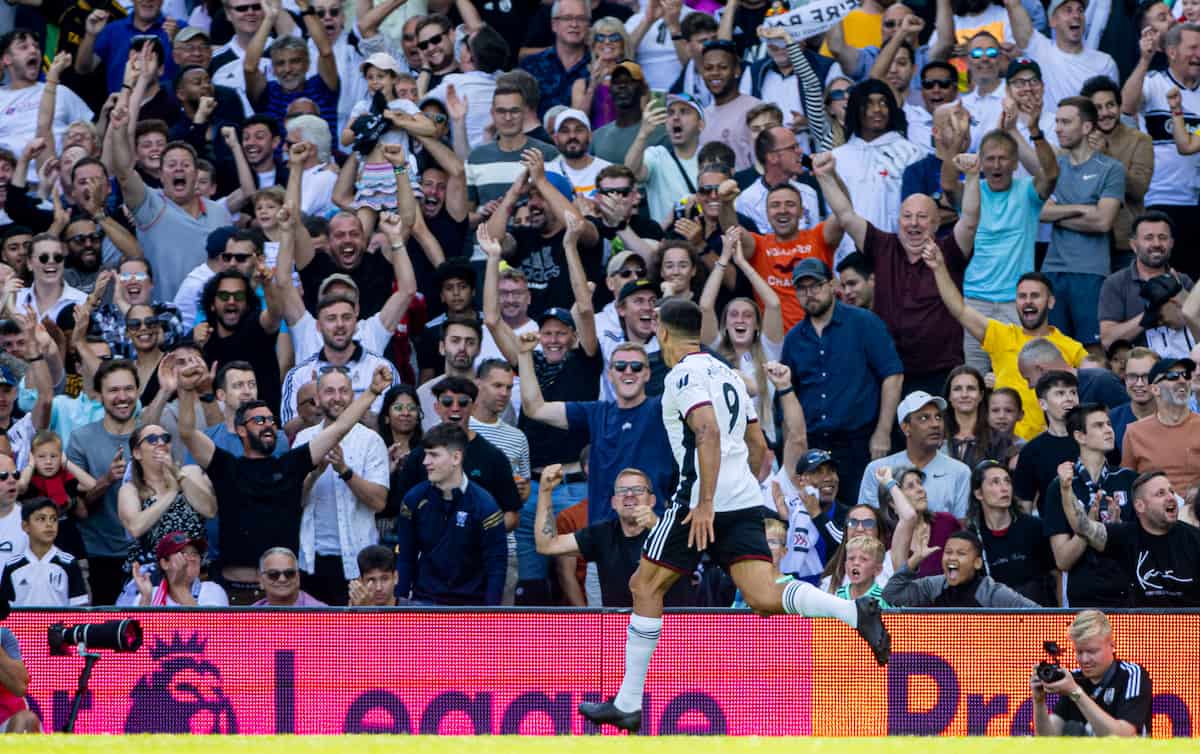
[515,480,588,581]
[1045,271,1102,346]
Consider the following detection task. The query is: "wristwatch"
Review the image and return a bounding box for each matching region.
[1069,689,1083,702]
[1029,130,1045,142]
[339,468,354,482]
[93,210,108,223]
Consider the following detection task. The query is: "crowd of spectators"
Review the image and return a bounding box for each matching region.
[0,0,1195,613]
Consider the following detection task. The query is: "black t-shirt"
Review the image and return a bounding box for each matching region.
[1014,432,1078,514]
[391,433,522,514]
[1041,464,1137,607]
[207,445,315,569]
[729,4,770,57]
[411,209,470,312]
[202,315,282,413]
[979,513,1054,605]
[299,252,395,318]
[520,347,603,469]
[1053,662,1152,736]
[1101,520,1200,607]
[574,518,692,607]
[508,225,604,319]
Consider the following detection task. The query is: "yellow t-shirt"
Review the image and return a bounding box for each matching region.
[981,320,1087,441]
[820,10,882,57]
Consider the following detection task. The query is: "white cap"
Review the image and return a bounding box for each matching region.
[896,390,948,424]
[360,52,402,77]
[553,107,592,132]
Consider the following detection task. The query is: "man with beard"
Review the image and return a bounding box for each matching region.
[819,149,979,396]
[696,40,760,173]
[293,211,399,318]
[415,259,489,382]
[519,0,592,116]
[245,0,340,136]
[390,376,522,530]
[423,27,511,151]
[1064,467,1200,607]
[76,0,184,94]
[280,293,399,427]
[1081,77,1153,265]
[92,258,186,358]
[548,109,611,195]
[1100,212,1194,357]
[61,215,119,294]
[1007,0,1118,110]
[860,391,971,520]
[177,357,391,605]
[415,15,461,92]
[16,235,87,322]
[173,227,244,326]
[416,316,482,428]
[66,360,140,605]
[197,269,285,412]
[627,94,703,228]
[239,116,289,190]
[485,150,601,318]
[1122,24,1200,280]
[405,132,468,293]
[294,368,389,605]
[1120,357,1200,493]
[110,103,234,302]
[0,31,94,185]
[781,258,903,503]
[591,61,667,166]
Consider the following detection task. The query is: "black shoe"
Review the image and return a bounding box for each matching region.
[579,698,642,732]
[855,596,890,666]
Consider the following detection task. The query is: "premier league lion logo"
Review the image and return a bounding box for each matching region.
[124,633,238,733]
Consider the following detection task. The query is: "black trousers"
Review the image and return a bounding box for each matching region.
[86,556,127,607]
[302,554,350,606]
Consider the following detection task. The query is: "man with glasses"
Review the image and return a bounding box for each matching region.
[414,15,460,90]
[520,0,591,116]
[736,126,824,238]
[1006,0,1118,111]
[589,166,663,282]
[1109,347,1158,451]
[253,546,325,605]
[959,32,1009,135]
[1121,357,1200,492]
[92,258,186,358]
[198,269,285,412]
[61,215,118,295]
[211,0,299,116]
[423,26,513,150]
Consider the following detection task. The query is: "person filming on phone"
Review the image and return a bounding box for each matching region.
[1030,609,1151,736]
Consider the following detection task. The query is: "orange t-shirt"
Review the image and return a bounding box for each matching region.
[749,225,834,331]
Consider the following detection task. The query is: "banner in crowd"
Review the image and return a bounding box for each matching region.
[5,610,1197,736]
[762,0,863,40]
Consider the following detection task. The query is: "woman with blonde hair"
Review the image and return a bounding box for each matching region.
[571,17,629,128]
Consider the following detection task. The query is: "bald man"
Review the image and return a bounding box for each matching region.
[814,149,981,395]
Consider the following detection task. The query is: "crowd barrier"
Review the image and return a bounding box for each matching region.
[4,608,1197,736]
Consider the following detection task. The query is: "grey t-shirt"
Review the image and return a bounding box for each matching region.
[465,138,559,208]
[1044,152,1125,278]
[590,121,667,166]
[66,420,133,559]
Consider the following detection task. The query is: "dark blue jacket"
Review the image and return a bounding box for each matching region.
[395,479,507,605]
[743,50,836,100]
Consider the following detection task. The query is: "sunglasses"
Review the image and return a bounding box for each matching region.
[137,432,172,446]
[827,89,848,102]
[847,517,877,529]
[230,2,262,12]
[390,402,419,413]
[67,231,103,244]
[243,415,278,426]
[126,317,162,331]
[615,485,648,497]
[697,184,722,195]
[417,33,445,50]
[600,186,634,197]
[615,267,646,280]
[428,113,448,125]
[921,78,956,90]
[438,394,473,408]
[221,252,253,263]
[314,6,340,16]
[1155,370,1192,383]
[264,568,298,581]
[611,360,645,373]
[37,253,65,264]
[119,272,149,282]
[215,290,247,302]
[970,47,1000,59]
[594,33,623,43]
[0,471,12,481]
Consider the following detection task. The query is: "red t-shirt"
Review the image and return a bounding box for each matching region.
[750,225,834,330]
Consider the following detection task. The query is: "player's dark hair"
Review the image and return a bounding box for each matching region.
[1080,75,1121,107]
[244,114,282,139]
[920,60,957,82]
[234,399,271,427]
[1035,369,1078,399]
[1017,271,1054,296]
[21,496,57,521]
[836,251,873,278]
[1059,95,1098,126]
[1131,210,1176,238]
[1131,470,1169,503]
[658,298,703,338]
[442,314,483,342]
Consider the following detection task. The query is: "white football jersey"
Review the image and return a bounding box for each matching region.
[661,352,761,512]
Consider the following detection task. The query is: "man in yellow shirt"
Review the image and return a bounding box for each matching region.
[926,256,1085,438]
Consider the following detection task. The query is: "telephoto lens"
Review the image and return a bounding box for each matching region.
[48,620,143,655]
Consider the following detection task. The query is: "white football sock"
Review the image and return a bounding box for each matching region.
[782,579,858,627]
[613,613,662,712]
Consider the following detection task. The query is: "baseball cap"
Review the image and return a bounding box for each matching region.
[537,307,576,330]
[541,171,576,201]
[618,278,657,304]
[361,52,402,76]
[318,273,361,301]
[612,59,644,82]
[155,530,208,561]
[543,104,569,134]
[1006,57,1042,81]
[665,93,705,121]
[792,258,832,285]
[1047,0,1086,16]
[1148,357,1196,384]
[554,107,592,132]
[896,390,948,424]
[606,250,645,276]
[796,449,837,474]
[174,27,210,44]
[0,363,16,387]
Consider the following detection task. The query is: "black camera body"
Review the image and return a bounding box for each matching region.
[48,620,143,655]
[1036,640,1067,684]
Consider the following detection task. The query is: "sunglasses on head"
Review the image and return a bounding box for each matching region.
[611,360,645,373]
[119,272,149,282]
[970,47,1000,59]
[67,231,103,244]
[615,267,646,280]
[921,78,956,90]
[264,568,298,581]
[215,290,247,302]
[221,252,253,263]
[243,414,278,426]
[137,431,172,446]
[230,2,262,12]
[126,317,162,331]
[417,32,445,50]
[594,32,623,43]
[318,365,351,376]
[438,394,472,408]
[314,6,340,16]
[37,253,65,264]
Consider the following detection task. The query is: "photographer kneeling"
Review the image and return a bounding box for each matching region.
[1031,610,1151,737]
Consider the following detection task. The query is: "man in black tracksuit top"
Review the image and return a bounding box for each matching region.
[394,424,507,605]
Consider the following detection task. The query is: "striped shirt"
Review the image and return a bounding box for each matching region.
[279,343,399,424]
[469,417,530,480]
[465,139,559,209]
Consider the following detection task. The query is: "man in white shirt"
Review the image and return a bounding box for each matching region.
[286,115,339,217]
[548,108,612,195]
[422,26,511,150]
[1007,0,1118,110]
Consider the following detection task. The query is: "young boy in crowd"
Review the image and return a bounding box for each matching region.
[835,536,890,606]
[0,497,89,607]
[18,430,94,561]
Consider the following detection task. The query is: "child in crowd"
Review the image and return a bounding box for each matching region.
[0,497,89,607]
[18,430,94,561]
[832,535,890,606]
[986,387,1027,465]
